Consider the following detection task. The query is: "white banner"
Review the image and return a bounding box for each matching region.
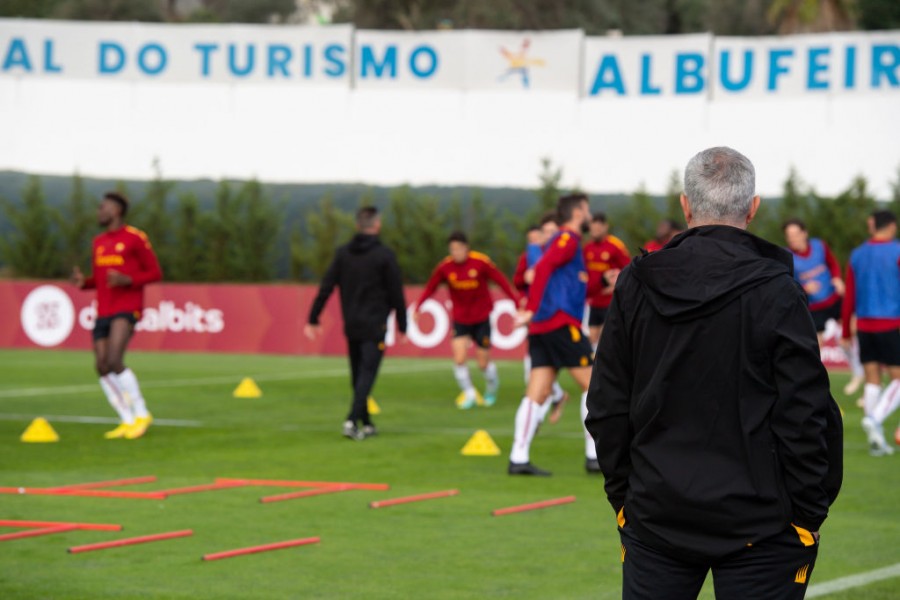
[353,29,465,89]
[581,34,713,99]
[712,31,900,98]
[0,19,353,84]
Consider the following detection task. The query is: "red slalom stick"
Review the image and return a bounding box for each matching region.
[491,496,577,517]
[68,530,193,554]
[156,481,248,497]
[218,478,390,491]
[202,537,320,561]
[369,489,459,509]
[0,519,122,531]
[47,476,157,492]
[60,489,167,500]
[0,524,78,542]
[260,485,354,504]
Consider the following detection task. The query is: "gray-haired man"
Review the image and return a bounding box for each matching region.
[586,147,843,599]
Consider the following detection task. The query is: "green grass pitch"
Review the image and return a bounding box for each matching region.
[0,349,898,599]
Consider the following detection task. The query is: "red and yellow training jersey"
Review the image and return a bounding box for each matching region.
[416,251,520,325]
[82,225,163,318]
[583,235,630,308]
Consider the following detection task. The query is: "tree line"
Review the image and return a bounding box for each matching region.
[2,162,898,284]
[2,0,899,34]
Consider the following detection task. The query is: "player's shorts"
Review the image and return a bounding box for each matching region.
[858,329,900,366]
[93,311,140,341]
[529,324,593,370]
[809,300,842,333]
[588,306,609,327]
[453,320,492,349]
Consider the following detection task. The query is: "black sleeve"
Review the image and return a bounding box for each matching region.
[770,286,840,531]
[585,272,634,514]
[308,251,342,325]
[384,249,407,334]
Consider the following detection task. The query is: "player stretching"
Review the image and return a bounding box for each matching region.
[414,232,520,409]
[783,219,845,349]
[841,210,900,456]
[513,215,569,424]
[509,195,598,476]
[583,212,630,352]
[71,192,162,440]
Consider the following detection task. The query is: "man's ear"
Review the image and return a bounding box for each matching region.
[747,195,761,225]
[680,194,692,226]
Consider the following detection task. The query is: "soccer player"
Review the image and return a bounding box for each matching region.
[414,232,520,409]
[509,194,597,476]
[71,192,162,440]
[305,206,407,441]
[644,218,683,253]
[841,209,900,456]
[583,212,630,351]
[783,219,846,348]
[513,216,569,424]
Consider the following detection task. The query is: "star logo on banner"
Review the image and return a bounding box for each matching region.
[498,39,546,89]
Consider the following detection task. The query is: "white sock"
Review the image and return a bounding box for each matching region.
[523,356,531,384]
[483,362,499,395]
[510,397,541,464]
[848,339,864,378]
[873,380,900,425]
[580,392,597,460]
[550,381,565,403]
[864,384,882,418]
[100,375,134,425]
[453,364,475,396]
[114,368,149,419]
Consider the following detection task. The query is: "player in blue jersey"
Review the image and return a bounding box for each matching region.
[509,195,597,476]
[841,210,900,455]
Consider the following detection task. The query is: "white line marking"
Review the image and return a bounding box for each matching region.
[806,562,900,597]
[0,363,447,399]
[0,413,202,427]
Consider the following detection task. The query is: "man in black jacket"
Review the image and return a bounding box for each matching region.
[305,206,408,440]
[586,147,842,599]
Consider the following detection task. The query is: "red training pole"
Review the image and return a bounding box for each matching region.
[46,476,158,491]
[491,496,577,517]
[369,489,459,509]
[0,525,78,542]
[259,485,354,504]
[67,530,194,554]
[0,519,121,531]
[202,537,320,561]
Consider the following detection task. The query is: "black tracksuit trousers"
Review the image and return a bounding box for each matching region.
[346,339,384,425]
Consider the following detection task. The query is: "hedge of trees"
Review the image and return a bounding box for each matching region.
[1,162,898,284]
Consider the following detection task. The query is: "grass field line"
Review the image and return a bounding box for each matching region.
[0,413,202,427]
[0,363,448,399]
[806,562,900,597]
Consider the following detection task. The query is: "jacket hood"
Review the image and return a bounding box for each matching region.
[630,225,794,322]
[348,233,381,254]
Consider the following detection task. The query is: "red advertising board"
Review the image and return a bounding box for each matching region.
[0,280,527,359]
[0,280,849,368]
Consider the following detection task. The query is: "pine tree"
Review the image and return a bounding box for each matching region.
[0,176,63,277]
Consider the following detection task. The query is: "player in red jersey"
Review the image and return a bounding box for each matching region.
[71,192,162,440]
[583,213,630,351]
[414,231,521,409]
[644,218,683,252]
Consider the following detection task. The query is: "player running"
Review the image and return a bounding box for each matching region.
[841,210,900,456]
[414,232,520,409]
[783,219,845,348]
[583,212,630,351]
[509,194,598,476]
[71,192,162,440]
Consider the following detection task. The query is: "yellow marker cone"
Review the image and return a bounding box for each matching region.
[233,378,262,398]
[461,429,501,456]
[367,397,381,415]
[21,417,59,443]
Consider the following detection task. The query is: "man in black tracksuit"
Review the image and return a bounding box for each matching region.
[586,147,842,599]
[305,206,407,440]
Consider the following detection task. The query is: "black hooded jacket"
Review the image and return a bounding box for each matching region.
[586,225,843,562]
[308,234,407,342]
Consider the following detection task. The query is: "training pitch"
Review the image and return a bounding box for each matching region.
[0,349,897,599]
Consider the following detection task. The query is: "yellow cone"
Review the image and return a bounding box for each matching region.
[367,396,381,415]
[233,378,262,398]
[21,417,59,443]
[461,429,501,456]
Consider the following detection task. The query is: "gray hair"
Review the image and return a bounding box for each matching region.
[683,147,756,225]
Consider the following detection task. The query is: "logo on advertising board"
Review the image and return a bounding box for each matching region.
[20,285,76,347]
[498,39,545,88]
